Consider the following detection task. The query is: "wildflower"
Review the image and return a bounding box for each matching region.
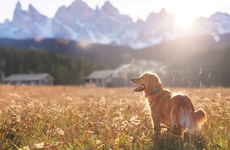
[113,116,123,122]
[16,115,21,122]
[10,100,16,108]
[140,132,146,141]
[66,96,73,102]
[89,98,94,108]
[99,97,106,104]
[56,128,65,136]
[11,127,16,132]
[120,99,124,105]
[130,115,140,126]
[216,93,221,98]
[88,131,94,134]
[96,140,101,145]
[127,136,133,145]
[19,146,30,150]
[119,108,124,111]
[34,142,45,149]
[122,120,129,126]
[119,125,126,130]
[115,139,118,145]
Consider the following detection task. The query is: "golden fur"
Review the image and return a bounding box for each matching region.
[131,72,206,137]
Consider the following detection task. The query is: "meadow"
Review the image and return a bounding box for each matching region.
[0,85,229,150]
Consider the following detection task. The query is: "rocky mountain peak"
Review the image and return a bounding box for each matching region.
[101,1,119,14]
[159,8,168,15]
[15,2,22,11]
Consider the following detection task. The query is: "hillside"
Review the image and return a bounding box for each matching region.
[135,34,217,63]
[1,33,230,67]
[1,41,230,86]
[165,46,230,87]
[0,38,134,68]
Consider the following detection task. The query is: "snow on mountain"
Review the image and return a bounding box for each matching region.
[2,19,10,27]
[192,12,230,42]
[0,2,52,39]
[208,12,230,34]
[0,1,230,49]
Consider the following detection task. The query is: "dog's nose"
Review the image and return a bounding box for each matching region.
[131,78,134,82]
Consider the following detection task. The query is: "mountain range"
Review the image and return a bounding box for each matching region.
[0,0,230,49]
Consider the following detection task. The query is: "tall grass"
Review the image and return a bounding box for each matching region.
[0,85,229,149]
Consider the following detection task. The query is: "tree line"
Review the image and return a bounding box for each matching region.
[0,46,103,85]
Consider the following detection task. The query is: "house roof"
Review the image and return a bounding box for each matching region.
[86,70,114,79]
[4,73,54,82]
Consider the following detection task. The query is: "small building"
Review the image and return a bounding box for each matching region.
[4,73,54,85]
[85,70,114,87]
[85,60,166,87]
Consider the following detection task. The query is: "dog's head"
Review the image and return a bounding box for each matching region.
[131,72,162,95]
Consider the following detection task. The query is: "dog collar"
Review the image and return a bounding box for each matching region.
[151,87,161,95]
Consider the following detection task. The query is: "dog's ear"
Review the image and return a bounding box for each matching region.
[149,75,159,88]
[144,73,163,97]
[146,74,159,94]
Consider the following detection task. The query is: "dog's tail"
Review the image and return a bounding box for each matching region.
[185,109,206,134]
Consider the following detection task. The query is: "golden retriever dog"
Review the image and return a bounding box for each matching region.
[131,72,206,137]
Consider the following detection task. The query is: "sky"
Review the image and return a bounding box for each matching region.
[0,0,230,25]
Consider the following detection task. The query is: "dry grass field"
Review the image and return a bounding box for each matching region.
[0,85,229,149]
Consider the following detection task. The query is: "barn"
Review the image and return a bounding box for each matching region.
[4,73,54,85]
[85,70,114,87]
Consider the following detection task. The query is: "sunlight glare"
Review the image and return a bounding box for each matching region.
[77,42,91,49]
[174,15,194,28]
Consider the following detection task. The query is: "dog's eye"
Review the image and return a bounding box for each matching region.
[141,77,145,79]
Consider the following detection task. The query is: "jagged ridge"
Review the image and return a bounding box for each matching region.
[0,1,230,49]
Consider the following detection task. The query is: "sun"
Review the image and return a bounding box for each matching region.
[174,14,194,28]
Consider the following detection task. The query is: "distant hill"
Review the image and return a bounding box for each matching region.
[135,34,217,63]
[164,46,230,87]
[1,33,230,67]
[0,38,134,68]
[1,36,230,87]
